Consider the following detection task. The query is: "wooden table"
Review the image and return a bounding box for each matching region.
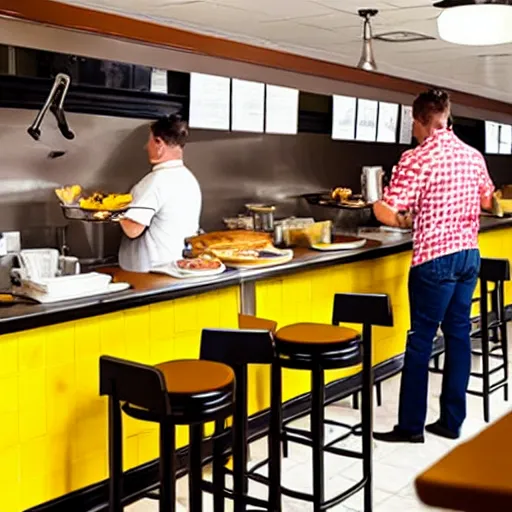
[415,411,512,511]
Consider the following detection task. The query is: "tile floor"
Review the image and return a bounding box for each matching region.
[127,327,511,511]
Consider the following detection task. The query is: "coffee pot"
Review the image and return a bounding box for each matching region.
[361,166,384,203]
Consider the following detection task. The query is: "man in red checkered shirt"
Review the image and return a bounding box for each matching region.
[373,89,495,443]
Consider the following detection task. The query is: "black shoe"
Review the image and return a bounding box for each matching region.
[425,421,459,440]
[373,427,424,444]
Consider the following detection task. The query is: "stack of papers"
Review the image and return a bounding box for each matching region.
[14,273,129,303]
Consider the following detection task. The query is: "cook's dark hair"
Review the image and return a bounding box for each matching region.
[413,89,451,126]
[150,114,189,148]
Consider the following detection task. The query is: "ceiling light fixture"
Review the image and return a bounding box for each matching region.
[357,9,379,71]
[434,0,512,46]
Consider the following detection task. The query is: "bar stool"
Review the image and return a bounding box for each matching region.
[99,355,235,512]
[271,293,393,512]
[198,328,281,512]
[467,257,510,422]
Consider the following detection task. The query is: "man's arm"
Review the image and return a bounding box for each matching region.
[120,175,160,239]
[120,218,146,239]
[479,156,495,212]
[373,201,412,228]
[374,155,419,229]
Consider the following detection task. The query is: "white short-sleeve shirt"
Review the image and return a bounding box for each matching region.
[118,159,202,272]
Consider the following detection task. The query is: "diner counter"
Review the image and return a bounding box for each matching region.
[1,215,511,336]
[1,216,511,512]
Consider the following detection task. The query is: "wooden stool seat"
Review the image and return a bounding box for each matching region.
[156,359,235,394]
[276,323,359,344]
[275,322,361,369]
[121,359,235,425]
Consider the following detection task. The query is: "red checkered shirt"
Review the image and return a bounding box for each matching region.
[383,128,494,267]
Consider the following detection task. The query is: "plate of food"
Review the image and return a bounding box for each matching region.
[302,189,369,210]
[208,246,294,268]
[311,235,367,252]
[152,258,226,279]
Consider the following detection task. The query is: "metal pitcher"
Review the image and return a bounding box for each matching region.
[361,166,384,203]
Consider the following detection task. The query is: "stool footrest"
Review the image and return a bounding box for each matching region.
[467,379,508,397]
[201,478,269,509]
[246,457,270,476]
[324,445,364,460]
[471,350,504,359]
[470,364,507,378]
[278,476,369,510]
[283,425,313,441]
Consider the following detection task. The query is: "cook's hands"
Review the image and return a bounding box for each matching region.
[396,211,413,229]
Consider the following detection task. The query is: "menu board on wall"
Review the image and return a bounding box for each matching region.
[485,121,500,154]
[332,95,356,140]
[399,105,413,145]
[231,78,265,133]
[189,72,231,130]
[499,124,512,155]
[150,69,168,94]
[356,99,378,142]
[265,85,299,135]
[377,102,399,143]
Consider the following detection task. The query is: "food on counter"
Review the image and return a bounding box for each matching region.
[93,211,113,221]
[176,258,222,271]
[328,188,367,208]
[79,192,133,211]
[331,187,352,202]
[223,216,254,231]
[283,220,332,248]
[209,248,261,261]
[493,190,512,216]
[55,185,82,205]
[185,230,272,258]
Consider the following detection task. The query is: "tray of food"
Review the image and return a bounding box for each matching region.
[302,188,369,210]
[152,257,226,279]
[55,185,153,222]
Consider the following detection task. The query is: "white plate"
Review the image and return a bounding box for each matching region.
[152,261,226,279]
[226,249,294,269]
[311,238,367,251]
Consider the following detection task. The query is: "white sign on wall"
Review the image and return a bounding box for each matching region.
[265,85,299,135]
[332,95,356,141]
[356,99,378,142]
[189,72,231,131]
[231,78,265,133]
[377,102,399,143]
[399,105,414,145]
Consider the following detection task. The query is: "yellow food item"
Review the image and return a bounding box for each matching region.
[331,187,352,202]
[498,198,512,214]
[79,193,132,211]
[55,185,82,205]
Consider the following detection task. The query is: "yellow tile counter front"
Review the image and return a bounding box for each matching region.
[0,287,240,512]
[0,223,510,512]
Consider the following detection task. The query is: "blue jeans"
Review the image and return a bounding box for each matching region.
[398,249,480,435]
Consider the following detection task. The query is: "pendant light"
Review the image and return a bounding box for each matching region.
[434,0,512,46]
[357,9,379,71]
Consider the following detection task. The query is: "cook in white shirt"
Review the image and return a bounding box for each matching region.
[118,115,202,272]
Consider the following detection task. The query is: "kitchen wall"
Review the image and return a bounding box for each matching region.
[0,107,406,260]
[0,107,510,261]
